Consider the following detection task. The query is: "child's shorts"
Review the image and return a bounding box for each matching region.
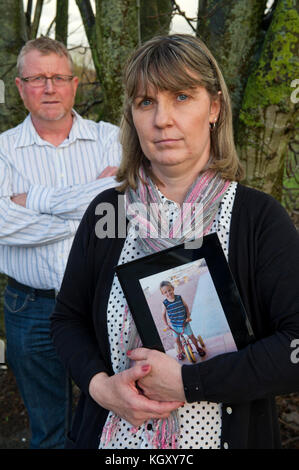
[171,323,193,338]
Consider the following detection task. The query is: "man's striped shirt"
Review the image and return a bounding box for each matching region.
[0,110,121,290]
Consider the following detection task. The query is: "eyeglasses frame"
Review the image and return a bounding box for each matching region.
[20,74,74,87]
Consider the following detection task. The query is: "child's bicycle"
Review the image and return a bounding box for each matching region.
[163,323,206,363]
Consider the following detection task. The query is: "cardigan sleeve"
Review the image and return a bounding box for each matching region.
[182,187,299,404]
[50,193,111,395]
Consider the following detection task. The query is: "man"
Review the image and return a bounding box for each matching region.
[0,37,121,449]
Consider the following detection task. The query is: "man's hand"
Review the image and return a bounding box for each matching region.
[97,166,118,178]
[89,365,183,427]
[10,193,27,207]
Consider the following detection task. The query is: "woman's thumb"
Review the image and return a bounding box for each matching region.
[128,363,151,382]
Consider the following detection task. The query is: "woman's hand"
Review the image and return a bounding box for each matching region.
[89,364,184,427]
[128,348,186,403]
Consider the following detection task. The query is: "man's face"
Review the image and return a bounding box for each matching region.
[15,50,79,124]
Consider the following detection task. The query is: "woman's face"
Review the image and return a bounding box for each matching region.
[131,82,220,177]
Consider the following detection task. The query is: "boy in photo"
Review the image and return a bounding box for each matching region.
[160,281,206,361]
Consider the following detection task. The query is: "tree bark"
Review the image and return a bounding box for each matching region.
[140,0,173,43]
[75,0,95,46]
[75,0,100,78]
[31,0,44,39]
[76,0,138,123]
[236,0,299,203]
[0,0,28,132]
[93,0,139,124]
[25,0,33,38]
[282,141,299,228]
[55,0,68,45]
[197,0,268,126]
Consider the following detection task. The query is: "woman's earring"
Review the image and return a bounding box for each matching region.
[210,118,217,131]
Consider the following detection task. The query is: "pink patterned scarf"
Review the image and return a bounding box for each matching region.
[125,167,230,252]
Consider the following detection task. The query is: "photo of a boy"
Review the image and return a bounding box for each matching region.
[160,281,206,361]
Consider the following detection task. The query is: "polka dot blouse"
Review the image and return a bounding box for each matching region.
[99,182,237,449]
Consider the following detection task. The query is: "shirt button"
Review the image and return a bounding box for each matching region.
[147,423,153,431]
[223,442,229,449]
[226,407,232,414]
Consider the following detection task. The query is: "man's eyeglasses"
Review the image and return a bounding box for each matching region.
[20,74,74,88]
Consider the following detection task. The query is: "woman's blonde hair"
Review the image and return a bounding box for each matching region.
[116,34,244,191]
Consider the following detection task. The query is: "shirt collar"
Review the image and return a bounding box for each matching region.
[67,109,98,143]
[14,109,97,148]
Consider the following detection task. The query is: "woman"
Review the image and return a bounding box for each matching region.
[51,34,299,449]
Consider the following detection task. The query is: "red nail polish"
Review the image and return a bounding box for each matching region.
[142,365,150,372]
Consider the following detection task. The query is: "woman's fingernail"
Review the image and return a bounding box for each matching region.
[127,350,132,356]
[142,365,150,372]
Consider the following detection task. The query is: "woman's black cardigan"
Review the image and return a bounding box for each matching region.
[50,183,299,449]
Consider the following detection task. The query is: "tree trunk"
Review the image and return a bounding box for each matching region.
[77,0,139,124]
[197,0,268,126]
[94,0,139,124]
[31,0,44,39]
[75,0,99,73]
[55,0,68,45]
[236,0,299,202]
[140,0,173,43]
[0,0,28,132]
[282,141,299,228]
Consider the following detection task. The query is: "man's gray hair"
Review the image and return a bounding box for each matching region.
[17,36,74,76]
